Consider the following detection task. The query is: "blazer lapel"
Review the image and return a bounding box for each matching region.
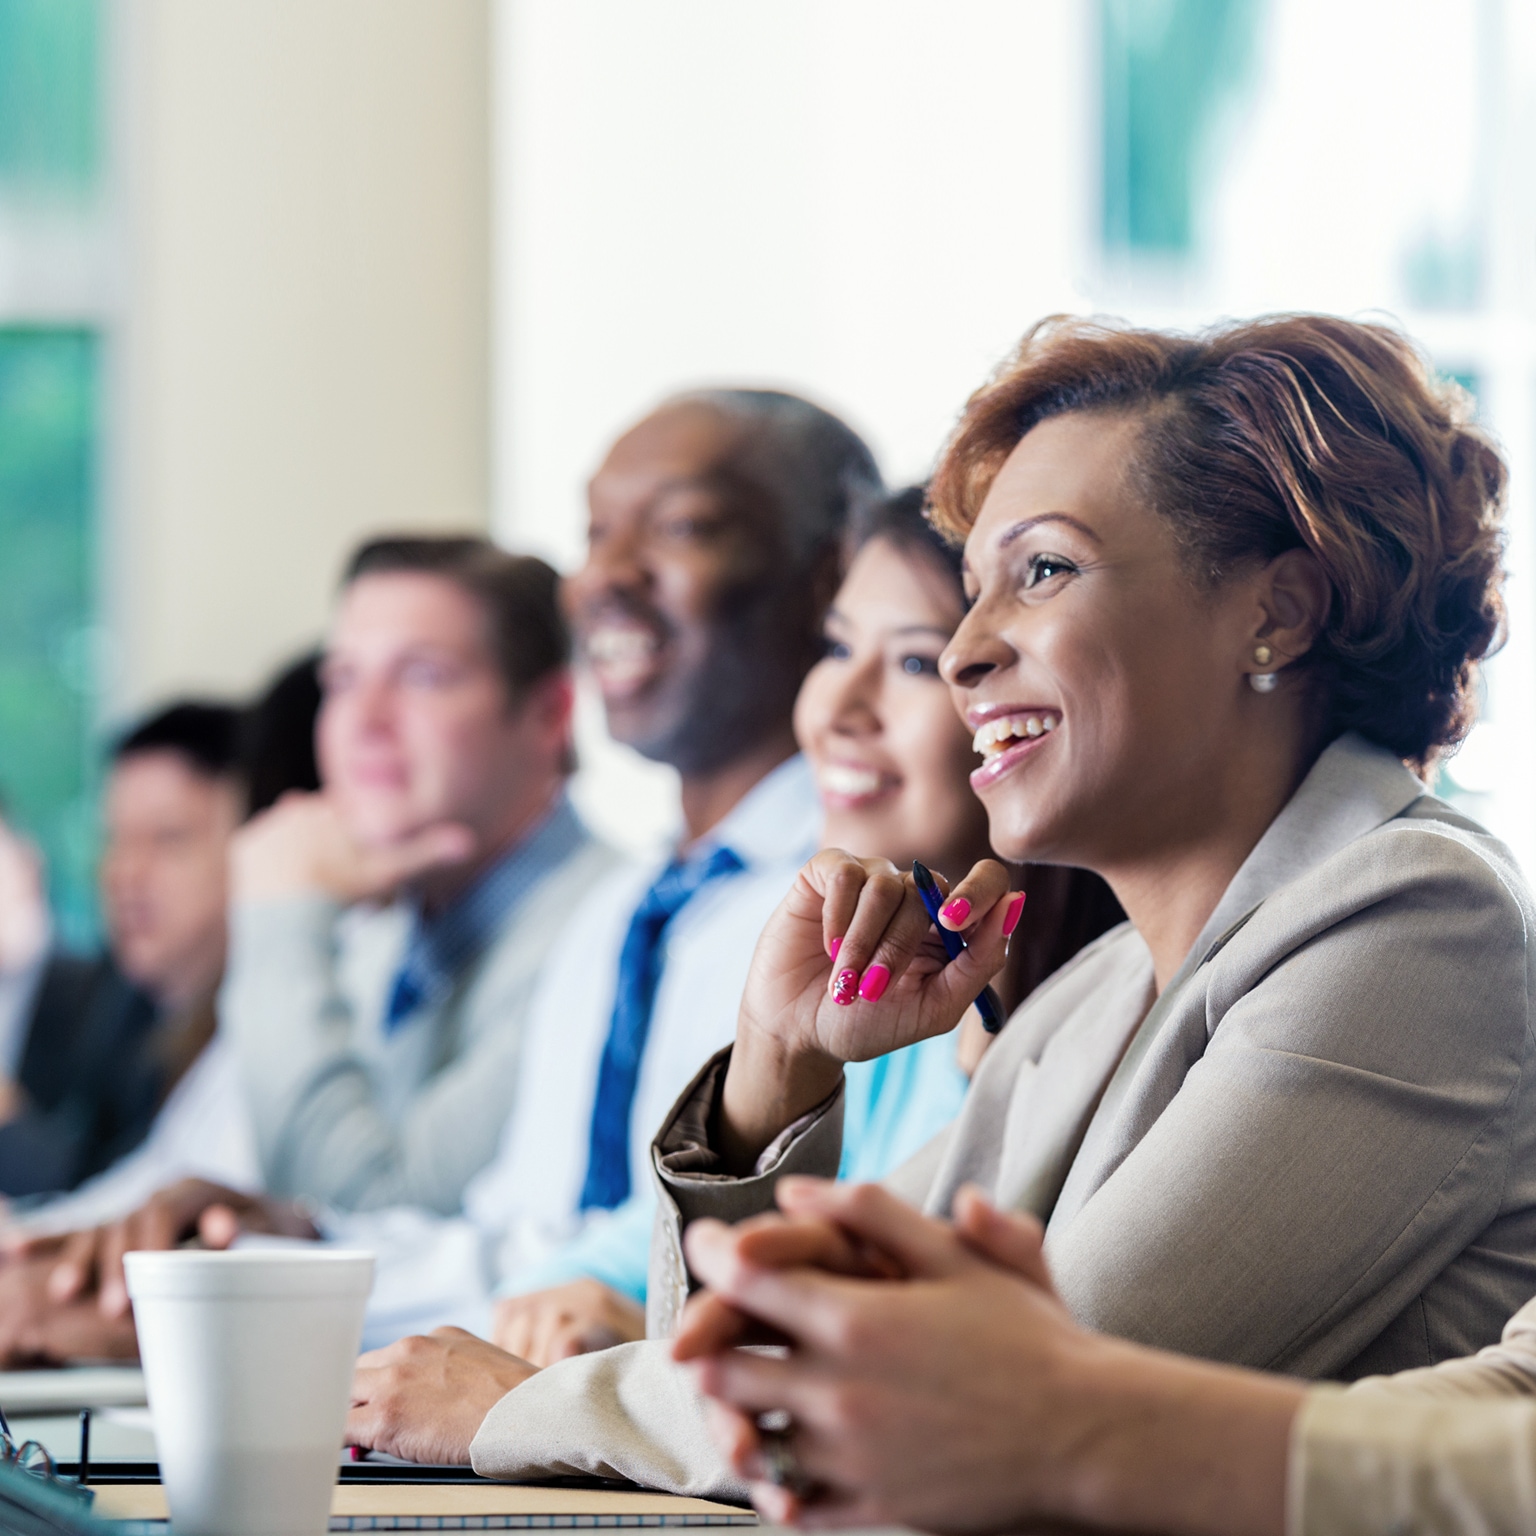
[1177,733,1426,982]
[922,929,1156,1219]
[1046,733,1427,1232]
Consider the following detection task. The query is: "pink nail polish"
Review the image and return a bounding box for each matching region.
[829,936,841,962]
[1002,891,1027,937]
[940,897,971,926]
[832,968,859,1006]
[858,964,890,1002]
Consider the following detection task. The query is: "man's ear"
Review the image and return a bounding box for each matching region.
[520,669,577,776]
[518,668,575,737]
[1253,548,1331,666]
[546,669,576,731]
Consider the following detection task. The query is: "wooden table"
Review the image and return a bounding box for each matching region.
[89,1480,758,1529]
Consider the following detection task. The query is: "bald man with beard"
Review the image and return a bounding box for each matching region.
[21,390,897,1374]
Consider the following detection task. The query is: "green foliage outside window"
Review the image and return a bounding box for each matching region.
[0,0,100,194]
[0,330,100,944]
[1100,0,1259,256]
[0,0,104,942]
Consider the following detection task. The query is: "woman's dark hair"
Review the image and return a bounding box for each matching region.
[848,484,963,589]
[241,653,322,818]
[930,314,1508,770]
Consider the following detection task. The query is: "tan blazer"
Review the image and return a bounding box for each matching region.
[1292,1292,1536,1535]
[471,734,1536,1497]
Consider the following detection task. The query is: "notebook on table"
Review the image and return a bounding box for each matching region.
[0,1460,755,1532]
[89,1479,757,1530]
[0,1372,146,1416]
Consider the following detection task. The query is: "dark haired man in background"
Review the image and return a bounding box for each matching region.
[0,670,321,1360]
[0,703,247,1200]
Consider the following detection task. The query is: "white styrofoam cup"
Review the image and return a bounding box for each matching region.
[125,1248,374,1536]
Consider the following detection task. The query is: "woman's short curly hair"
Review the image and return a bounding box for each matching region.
[928,314,1507,770]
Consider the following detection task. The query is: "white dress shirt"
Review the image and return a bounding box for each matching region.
[332,754,822,1347]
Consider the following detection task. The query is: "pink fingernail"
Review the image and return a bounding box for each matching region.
[829,936,841,962]
[832,968,859,1006]
[940,897,971,926]
[1002,892,1027,937]
[858,964,890,1002]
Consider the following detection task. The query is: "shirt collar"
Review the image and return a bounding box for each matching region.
[684,753,821,872]
[405,791,590,989]
[1170,732,1425,992]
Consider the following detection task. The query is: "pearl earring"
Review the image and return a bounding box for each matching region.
[1250,643,1278,694]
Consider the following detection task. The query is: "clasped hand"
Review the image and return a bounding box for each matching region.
[672,1179,1100,1533]
[0,1178,316,1332]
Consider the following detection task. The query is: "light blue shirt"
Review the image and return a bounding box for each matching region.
[839,1031,968,1183]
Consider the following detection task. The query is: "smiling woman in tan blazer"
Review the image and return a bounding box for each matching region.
[344,316,1536,1512]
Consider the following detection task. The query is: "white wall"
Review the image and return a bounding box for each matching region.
[495,0,1536,874]
[113,0,492,714]
[492,0,1092,852]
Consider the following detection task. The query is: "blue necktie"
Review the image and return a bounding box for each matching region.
[579,844,744,1210]
[383,915,446,1032]
[383,963,428,1031]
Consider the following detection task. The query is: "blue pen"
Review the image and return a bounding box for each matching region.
[911,861,1008,1034]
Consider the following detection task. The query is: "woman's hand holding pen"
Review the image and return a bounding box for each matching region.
[720,851,1016,1172]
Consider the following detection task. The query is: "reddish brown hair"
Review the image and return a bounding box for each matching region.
[929,315,1507,769]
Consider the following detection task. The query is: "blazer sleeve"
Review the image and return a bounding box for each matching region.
[644,1046,954,1337]
[471,1340,745,1500]
[645,1048,847,1338]
[1046,824,1535,1377]
[1291,1387,1536,1536]
[1288,1299,1536,1534]
[219,893,364,1201]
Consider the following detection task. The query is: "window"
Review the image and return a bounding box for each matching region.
[0,330,99,940]
[1095,1,1536,871]
[0,0,100,192]
[1099,0,1259,259]
[0,0,106,944]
